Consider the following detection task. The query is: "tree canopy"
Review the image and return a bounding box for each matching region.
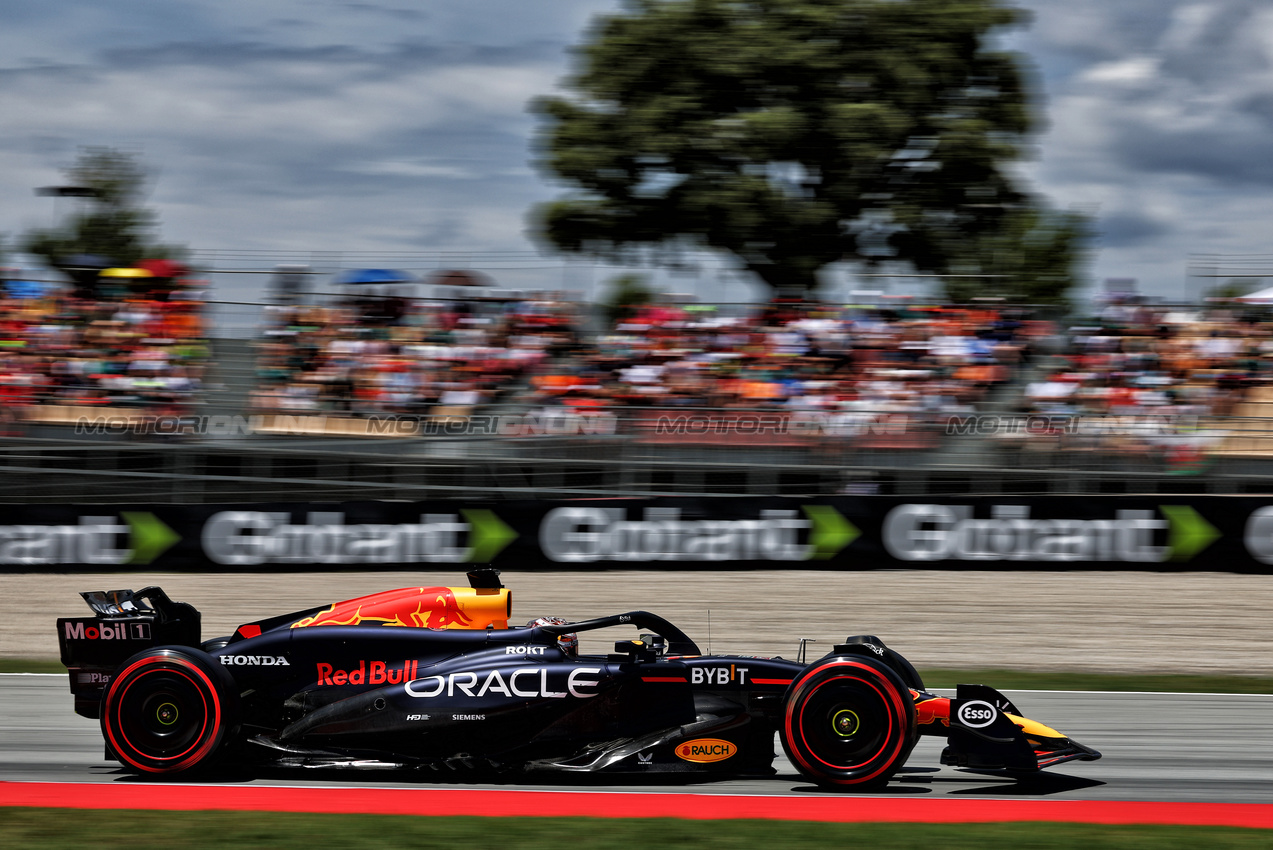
[600,273,657,324]
[23,147,186,270]
[532,0,1087,303]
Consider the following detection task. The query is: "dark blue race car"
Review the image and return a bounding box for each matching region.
[57,569,1099,789]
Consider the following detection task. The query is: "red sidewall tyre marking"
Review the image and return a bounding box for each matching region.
[113,667,210,764]
[103,655,224,774]
[796,674,894,771]
[784,659,910,786]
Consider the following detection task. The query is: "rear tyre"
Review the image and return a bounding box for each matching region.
[101,648,238,775]
[781,656,916,789]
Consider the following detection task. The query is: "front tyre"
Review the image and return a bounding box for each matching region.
[101,648,238,775]
[781,656,916,789]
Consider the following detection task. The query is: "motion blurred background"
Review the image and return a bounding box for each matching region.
[2,0,1273,503]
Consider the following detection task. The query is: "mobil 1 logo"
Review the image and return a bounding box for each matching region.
[62,619,152,642]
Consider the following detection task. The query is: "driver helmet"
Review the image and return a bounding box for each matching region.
[526,616,578,657]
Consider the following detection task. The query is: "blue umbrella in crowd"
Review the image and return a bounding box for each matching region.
[4,278,55,299]
[333,269,418,286]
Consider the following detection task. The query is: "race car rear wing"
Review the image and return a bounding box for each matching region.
[57,587,201,719]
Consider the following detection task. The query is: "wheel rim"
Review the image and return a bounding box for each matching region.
[155,702,179,726]
[108,661,217,768]
[112,666,212,764]
[797,677,892,770]
[832,708,860,738]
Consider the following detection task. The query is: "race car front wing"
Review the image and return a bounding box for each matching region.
[938,684,1102,772]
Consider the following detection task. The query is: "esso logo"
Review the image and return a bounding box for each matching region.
[957,700,997,728]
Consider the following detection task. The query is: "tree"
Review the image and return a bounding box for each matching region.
[1206,278,1255,302]
[600,273,657,324]
[937,206,1091,306]
[23,147,186,270]
[532,0,1087,301]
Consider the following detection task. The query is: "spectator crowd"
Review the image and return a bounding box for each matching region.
[252,288,1045,450]
[0,267,207,425]
[249,292,578,415]
[523,303,1033,427]
[1024,302,1268,420]
[9,260,1273,467]
[1010,300,1273,461]
[247,285,1273,464]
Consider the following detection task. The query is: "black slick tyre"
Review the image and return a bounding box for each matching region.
[781,655,916,789]
[100,648,238,775]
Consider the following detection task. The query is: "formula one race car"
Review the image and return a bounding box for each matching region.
[57,570,1100,788]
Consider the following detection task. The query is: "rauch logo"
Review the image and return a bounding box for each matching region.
[676,738,737,763]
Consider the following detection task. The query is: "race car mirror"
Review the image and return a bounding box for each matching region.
[466,567,503,591]
[612,639,657,663]
[638,633,666,656]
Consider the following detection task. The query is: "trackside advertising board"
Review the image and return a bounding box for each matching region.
[2,497,1272,573]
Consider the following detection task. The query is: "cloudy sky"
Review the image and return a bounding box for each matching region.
[1,0,1271,305]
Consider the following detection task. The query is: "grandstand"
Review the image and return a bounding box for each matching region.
[5,255,1273,503]
[0,379,1265,505]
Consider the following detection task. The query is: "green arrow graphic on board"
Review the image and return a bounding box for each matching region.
[802,505,860,560]
[121,512,181,565]
[462,509,518,563]
[1159,505,1220,563]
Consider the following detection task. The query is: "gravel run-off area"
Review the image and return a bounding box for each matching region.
[7,569,1271,676]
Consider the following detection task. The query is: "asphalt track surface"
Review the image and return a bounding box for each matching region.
[4,674,1271,806]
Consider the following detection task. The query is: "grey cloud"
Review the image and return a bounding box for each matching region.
[1096,212,1170,248]
[412,216,467,247]
[1027,1,1273,189]
[341,3,428,23]
[1022,0,1178,65]
[1156,4,1273,86]
[1238,92,1273,123]
[6,0,1273,303]
[266,18,324,31]
[1112,129,1273,186]
[94,38,564,76]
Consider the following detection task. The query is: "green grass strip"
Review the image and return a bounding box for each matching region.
[0,810,1269,849]
[0,659,65,674]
